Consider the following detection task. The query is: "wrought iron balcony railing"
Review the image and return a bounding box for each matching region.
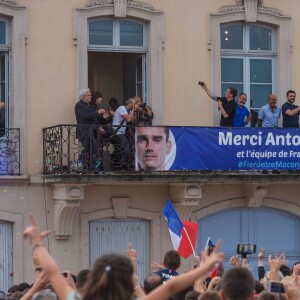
[43,125,300,175]
[43,124,136,174]
[0,128,20,175]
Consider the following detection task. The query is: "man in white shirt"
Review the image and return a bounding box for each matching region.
[112,98,136,170]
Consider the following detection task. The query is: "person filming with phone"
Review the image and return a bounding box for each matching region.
[199,81,237,127]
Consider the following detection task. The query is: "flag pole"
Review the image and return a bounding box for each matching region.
[182,226,196,257]
[205,236,211,248]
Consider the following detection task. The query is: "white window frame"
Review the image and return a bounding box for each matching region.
[136,53,147,100]
[221,56,277,110]
[221,23,277,54]
[209,8,291,126]
[75,4,164,124]
[88,18,148,52]
[0,17,11,128]
[221,23,277,112]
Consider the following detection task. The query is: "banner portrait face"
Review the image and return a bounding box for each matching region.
[135,127,173,171]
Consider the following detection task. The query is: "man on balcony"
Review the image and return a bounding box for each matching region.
[111,98,136,170]
[257,94,281,128]
[233,93,252,127]
[75,88,106,171]
[282,90,300,127]
[200,82,237,127]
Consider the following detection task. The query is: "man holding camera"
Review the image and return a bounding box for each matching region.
[133,95,154,126]
[111,98,136,170]
[199,82,237,127]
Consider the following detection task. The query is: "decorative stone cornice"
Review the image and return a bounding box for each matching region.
[219,5,244,14]
[0,0,17,5]
[218,0,283,18]
[127,0,154,11]
[86,0,155,11]
[257,6,283,17]
[86,0,113,7]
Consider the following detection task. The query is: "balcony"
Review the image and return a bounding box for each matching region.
[42,125,300,184]
[0,128,20,176]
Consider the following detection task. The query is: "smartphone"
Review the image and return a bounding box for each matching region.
[268,281,285,294]
[198,81,205,86]
[236,243,257,255]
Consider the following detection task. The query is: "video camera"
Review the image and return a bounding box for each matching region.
[139,103,147,109]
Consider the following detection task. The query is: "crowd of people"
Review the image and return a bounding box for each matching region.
[1,215,300,300]
[200,83,299,129]
[74,89,154,172]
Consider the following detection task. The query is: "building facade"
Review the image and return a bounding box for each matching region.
[0,0,300,291]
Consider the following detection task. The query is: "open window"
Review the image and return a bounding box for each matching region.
[87,18,148,105]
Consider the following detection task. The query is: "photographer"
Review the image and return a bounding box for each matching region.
[133,95,154,126]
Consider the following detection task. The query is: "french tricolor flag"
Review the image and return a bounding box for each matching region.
[206,236,218,278]
[163,199,198,259]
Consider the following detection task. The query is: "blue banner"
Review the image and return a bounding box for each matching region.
[134,127,300,171]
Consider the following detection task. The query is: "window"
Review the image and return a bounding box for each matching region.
[220,23,276,126]
[88,18,146,50]
[89,19,113,45]
[87,18,148,102]
[0,20,7,44]
[76,5,164,124]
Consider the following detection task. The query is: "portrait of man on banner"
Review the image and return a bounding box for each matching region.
[135,126,176,171]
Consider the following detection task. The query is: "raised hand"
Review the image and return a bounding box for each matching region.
[127,242,137,271]
[151,261,163,272]
[258,247,266,261]
[23,214,50,248]
[201,240,224,272]
[229,255,242,267]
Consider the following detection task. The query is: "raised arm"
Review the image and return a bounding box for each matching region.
[127,243,146,299]
[258,247,266,280]
[200,83,218,101]
[23,214,74,300]
[143,240,224,300]
[20,271,49,300]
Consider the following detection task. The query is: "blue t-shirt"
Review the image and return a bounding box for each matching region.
[233,105,250,127]
[282,102,300,127]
